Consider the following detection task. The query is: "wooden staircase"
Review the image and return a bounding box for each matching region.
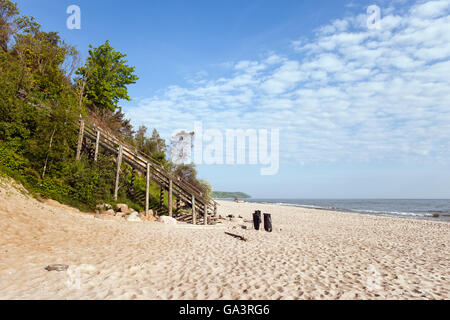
[76,119,218,225]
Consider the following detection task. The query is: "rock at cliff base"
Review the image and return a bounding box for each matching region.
[126,211,142,222]
[158,216,177,225]
[104,209,116,216]
[116,204,131,214]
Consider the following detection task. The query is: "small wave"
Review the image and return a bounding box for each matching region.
[426,210,450,214]
[245,199,450,221]
[352,209,429,217]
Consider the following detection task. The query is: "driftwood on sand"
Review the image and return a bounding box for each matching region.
[225,232,248,242]
[45,264,69,272]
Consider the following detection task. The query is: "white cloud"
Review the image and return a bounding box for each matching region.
[126,0,450,165]
[411,0,450,18]
[318,19,350,35]
[261,61,303,95]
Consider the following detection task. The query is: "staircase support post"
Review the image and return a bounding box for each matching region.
[94,130,100,162]
[168,179,173,217]
[176,198,181,214]
[192,195,196,225]
[160,186,164,211]
[214,203,217,217]
[145,162,150,216]
[204,203,208,225]
[76,119,85,161]
[130,169,135,196]
[114,145,123,201]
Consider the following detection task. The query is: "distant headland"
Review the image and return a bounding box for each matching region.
[211,191,251,199]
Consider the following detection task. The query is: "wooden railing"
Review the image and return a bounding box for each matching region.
[77,119,218,225]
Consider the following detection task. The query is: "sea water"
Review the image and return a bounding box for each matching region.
[235,199,450,222]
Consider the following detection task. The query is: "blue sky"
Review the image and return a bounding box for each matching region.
[15,0,450,198]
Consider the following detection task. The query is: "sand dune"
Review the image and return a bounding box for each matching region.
[0,178,448,300]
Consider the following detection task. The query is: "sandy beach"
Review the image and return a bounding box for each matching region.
[0,178,448,300]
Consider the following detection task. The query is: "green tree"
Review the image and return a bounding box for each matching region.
[76,40,139,112]
[150,129,166,154]
[14,30,78,99]
[0,0,19,52]
[0,0,40,53]
[135,125,148,152]
[173,163,198,185]
[132,126,167,165]
[198,179,212,200]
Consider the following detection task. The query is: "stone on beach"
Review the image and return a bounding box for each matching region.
[117,204,131,214]
[139,212,156,221]
[158,216,177,225]
[126,212,142,222]
[96,203,112,211]
[104,209,116,216]
[115,211,126,217]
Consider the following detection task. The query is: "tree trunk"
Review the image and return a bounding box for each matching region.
[42,126,57,179]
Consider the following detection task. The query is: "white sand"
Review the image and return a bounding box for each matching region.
[0,178,448,300]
